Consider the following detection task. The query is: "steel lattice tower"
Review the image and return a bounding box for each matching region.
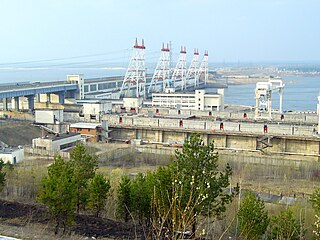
[198,50,209,85]
[120,38,146,98]
[186,49,200,87]
[172,46,187,90]
[148,43,171,93]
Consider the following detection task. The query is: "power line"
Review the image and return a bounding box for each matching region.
[0,48,131,66]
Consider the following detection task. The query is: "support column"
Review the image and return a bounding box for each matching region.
[46,93,51,106]
[255,97,259,119]
[27,95,35,111]
[279,88,283,113]
[13,97,20,111]
[318,96,320,133]
[58,91,65,105]
[36,94,41,103]
[2,98,8,111]
[268,94,272,119]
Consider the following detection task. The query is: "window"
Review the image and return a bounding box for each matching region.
[60,142,76,150]
[90,85,97,92]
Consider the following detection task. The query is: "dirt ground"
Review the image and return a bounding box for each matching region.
[0,199,143,240]
[0,122,42,146]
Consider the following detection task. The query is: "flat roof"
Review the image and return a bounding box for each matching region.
[70,122,101,129]
[159,114,195,119]
[0,147,22,154]
[51,132,81,141]
[76,99,112,104]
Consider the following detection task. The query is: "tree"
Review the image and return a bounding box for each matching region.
[130,173,153,225]
[311,188,320,213]
[37,155,76,234]
[267,208,304,240]
[70,143,98,213]
[0,159,6,192]
[310,188,320,239]
[87,173,111,217]
[117,175,132,222]
[238,191,269,240]
[151,133,236,238]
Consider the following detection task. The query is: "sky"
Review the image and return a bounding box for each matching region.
[0,0,320,64]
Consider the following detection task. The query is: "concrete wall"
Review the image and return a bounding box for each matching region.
[108,126,320,161]
[103,114,317,137]
[64,112,81,122]
[137,107,318,125]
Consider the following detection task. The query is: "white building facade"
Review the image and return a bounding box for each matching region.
[0,147,24,164]
[152,89,224,111]
[32,133,81,152]
[35,109,64,124]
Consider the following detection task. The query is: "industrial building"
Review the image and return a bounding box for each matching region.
[32,132,81,152]
[69,122,102,142]
[0,146,24,164]
[77,99,112,122]
[151,89,224,111]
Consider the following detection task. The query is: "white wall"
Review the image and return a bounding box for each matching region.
[33,134,81,152]
[83,102,112,115]
[123,98,143,109]
[35,109,64,124]
[0,148,24,164]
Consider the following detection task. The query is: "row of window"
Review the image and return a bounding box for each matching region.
[84,82,118,93]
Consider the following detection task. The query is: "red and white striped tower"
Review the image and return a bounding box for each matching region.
[148,43,171,93]
[186,49,200,88]
[120,38,146,98]
[172,46,187,90]
[198,50,209,85]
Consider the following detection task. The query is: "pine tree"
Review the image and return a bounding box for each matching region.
[0,159,6,192]
[87,173,111,217]
[37,155,76,234]
[70,143,98,213]
[117,175,132,222]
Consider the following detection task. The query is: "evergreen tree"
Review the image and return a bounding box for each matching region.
[70,143,98,213]
[0,159,6,192]
[130,173,153,225]
[117,175,132,222]
[87,173,111,217]
[37,155,76,234]
[238,191,269,240]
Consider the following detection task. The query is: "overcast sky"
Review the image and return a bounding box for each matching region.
[0,0,320,64]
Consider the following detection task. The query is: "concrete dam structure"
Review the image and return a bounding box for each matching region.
[103,112,320,164]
